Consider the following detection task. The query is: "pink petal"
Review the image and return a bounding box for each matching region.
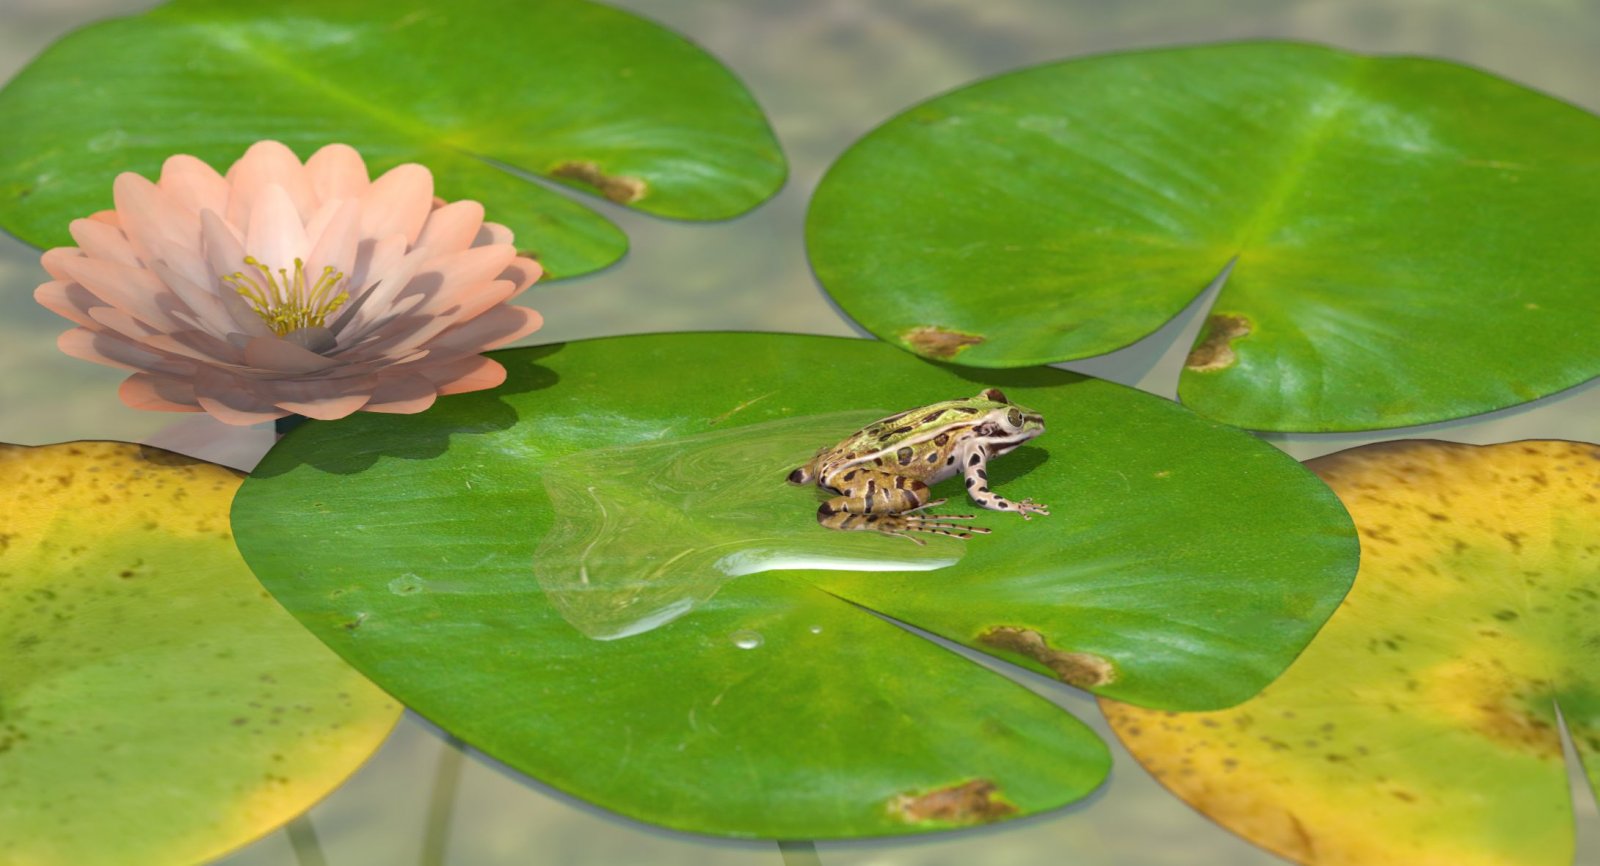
[142,233,214,295]
[197,210,278,338]
[305,144,370,203]
[225,141,314,228]
[158,154,229,216]
[427,355,507,394]
[499,256,543,295]
[459,279,523,322]
[362,374,438,414]
[241,335,342,374]
[244,183,310,271]
[68,218,141,268]
[333,246,432,341]
[473,221,513,248]
[113,172,200,263]
[195,367,290,426]
[414,200,485,256]
[120,372,202,412]
[34,280,104,329]
[59,328,190,375]
[426,304,543,353]
[359,163,432,244]
[144,329,250,368]
[146,258,240,340]
[304,198,361,284]
[199,207,246,275]
[88,305,164,342]
[346,232,407,295]
[40,246,84,282]
[270,381,375,420]
[53,256,183,331]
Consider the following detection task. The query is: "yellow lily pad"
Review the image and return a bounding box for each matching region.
[1102,439,1600,866]
[0,442,400,866]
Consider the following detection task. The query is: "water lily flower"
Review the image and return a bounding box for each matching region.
[34,141,543,425]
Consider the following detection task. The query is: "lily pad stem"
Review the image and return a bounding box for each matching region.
[285,814,328,866]
[421,734,468,866]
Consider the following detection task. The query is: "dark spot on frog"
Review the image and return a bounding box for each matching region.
[897,447,914,465]
[925,452,938,463]
[969,454,981,466]
[889,779,1016,824]
[934,433,949,446]
[891,426,913,435]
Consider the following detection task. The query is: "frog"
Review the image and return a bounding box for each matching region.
[785,388,1048,542]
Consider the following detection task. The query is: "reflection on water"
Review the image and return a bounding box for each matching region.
[533,411,964,640]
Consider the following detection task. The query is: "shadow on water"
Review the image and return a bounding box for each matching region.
[249,343,564,477]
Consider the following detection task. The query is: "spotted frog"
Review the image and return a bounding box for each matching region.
[786,388,1048,542]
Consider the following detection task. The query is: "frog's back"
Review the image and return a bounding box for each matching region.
[814,400,982,477]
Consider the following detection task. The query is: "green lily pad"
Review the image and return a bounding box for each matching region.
[1102,439,1600,866]
[806,41,1600,431]
[229,332,1357,838]
[0,0,784,279]
[0,441,400,866]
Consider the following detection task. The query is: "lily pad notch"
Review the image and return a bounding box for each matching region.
[807,41,1600,431]
[0,0,788,279]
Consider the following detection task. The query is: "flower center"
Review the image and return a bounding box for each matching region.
[224,256,349,337]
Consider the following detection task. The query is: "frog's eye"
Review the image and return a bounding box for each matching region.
[1006,408,1023,428]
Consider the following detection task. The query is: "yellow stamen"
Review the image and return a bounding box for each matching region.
[223,255,350,337]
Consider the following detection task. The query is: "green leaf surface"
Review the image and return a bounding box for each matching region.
[0,0,785,278]
[806,41,1600,431]
[0,441,400,866]
[1102,440,1600,866]
[229,332,1357,838]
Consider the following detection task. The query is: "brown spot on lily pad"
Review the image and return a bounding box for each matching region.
[888,779,1017,824]
[979,626,1116,687]
[1185,314,1252,372]
[902,325,984,359]
[551,160,647,204]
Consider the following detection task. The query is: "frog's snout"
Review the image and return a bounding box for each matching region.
[786,467,811,485]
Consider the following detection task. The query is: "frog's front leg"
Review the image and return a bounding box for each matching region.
[961,450,1049,519]
[817,470,990,542]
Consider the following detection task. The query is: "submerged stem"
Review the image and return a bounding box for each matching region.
[285,814,328,866]
[420,735,468,866]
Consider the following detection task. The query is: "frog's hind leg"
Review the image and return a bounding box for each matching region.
[815,471,991,541]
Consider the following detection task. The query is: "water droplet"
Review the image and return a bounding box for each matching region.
[730,629,763,650]
[388,573,425,595]
[808,625,824,635]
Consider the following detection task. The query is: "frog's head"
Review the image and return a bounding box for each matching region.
[970,387,1044,457]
